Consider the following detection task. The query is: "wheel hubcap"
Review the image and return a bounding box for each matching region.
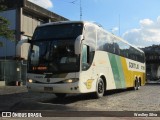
[98,81,104,94]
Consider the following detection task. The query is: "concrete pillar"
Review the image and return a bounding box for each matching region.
[16,8,23,41]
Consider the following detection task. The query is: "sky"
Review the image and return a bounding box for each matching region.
[28,0,160,48]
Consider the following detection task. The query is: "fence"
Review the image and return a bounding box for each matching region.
[0,60,27,86]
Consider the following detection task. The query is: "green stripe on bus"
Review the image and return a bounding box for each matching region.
[115,56,126,88]
[108,53,126,88]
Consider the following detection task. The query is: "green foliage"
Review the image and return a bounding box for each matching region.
[0,16,14,40]
[0,0,14,40]
[0,0,6,11]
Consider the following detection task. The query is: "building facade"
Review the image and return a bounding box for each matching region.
[0,0,68,58]
[142,45,160,82]
[0,0,68,86]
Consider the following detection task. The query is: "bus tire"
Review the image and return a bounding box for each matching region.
[55,93,66,98]
[134,79,140,90]
[95,78,105,98]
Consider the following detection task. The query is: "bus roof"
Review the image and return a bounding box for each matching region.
[38,21,85,27]
[37,21,144,53]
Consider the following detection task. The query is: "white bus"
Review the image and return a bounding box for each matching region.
[27,21,146,98]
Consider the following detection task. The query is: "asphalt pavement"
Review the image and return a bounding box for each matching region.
[0,84,160,119]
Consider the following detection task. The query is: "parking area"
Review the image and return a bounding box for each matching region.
[0,84,160,118]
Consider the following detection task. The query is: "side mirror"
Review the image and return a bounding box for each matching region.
[21,43,31,60]
[16,39,31,60]
[75,35,84,54]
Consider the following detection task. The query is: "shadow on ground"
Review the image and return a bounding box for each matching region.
[0,87,134,111]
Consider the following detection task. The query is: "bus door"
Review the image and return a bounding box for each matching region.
[81,44,96,90]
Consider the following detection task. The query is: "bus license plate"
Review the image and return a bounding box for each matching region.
[44,87,53,91]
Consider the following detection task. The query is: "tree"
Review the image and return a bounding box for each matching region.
[0,16,14,40]
[0,0,14,41]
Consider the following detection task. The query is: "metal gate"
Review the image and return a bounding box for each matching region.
[0,60,27,86]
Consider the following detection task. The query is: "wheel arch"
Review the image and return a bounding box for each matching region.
[134,76,138,85]
[139,77,142,86]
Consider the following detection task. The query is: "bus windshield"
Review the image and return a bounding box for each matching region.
[28,23,83,74]
[28,39,80,74]
[32,23,83,40]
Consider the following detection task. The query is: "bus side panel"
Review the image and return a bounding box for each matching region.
[95,51,116,90]
[108,53,146,89]
[78,51,146,93]
[121,57,146,87]
[78,51,117,93]
[120,57,132,87]
[108,53,126,89]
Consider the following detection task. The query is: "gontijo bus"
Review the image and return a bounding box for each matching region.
[27,21,146,98]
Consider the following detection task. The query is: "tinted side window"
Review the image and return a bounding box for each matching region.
[96,29,145,63]
[117,40,130,58]
[128,47,145,63]
[105,35,114,53]
[97,29,114,53]
[113,38,120,55]
[84,25,96,49]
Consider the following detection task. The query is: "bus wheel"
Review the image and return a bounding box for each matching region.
[55,93,66,98]
[134,79,140,90]
[95,78,104,98]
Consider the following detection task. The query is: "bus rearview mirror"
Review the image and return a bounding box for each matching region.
[75,35,84,54]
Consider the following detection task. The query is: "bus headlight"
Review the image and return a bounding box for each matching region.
[63,78,79,83]
[28,79,33,83]
[27,79,36,83]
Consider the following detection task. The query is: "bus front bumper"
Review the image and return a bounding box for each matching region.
[27,82,80,94]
